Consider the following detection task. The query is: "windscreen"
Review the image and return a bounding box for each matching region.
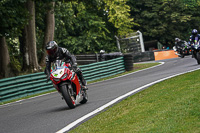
[51,60,65,71]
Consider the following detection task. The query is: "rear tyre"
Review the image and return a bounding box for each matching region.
[180,53,184,58]
[60,85,76,109]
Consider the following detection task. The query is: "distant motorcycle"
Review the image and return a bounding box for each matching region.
[173,43,189,58]
[190,41,200,64]
[49,60,88,108]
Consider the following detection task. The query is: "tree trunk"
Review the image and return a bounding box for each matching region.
[19,28,29,71]
[25,0,40,72]
[39,2,55,66]
[0,37,10,78]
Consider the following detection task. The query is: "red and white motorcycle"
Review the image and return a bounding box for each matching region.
[49,60,88,109]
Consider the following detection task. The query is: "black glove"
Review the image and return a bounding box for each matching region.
[72,64,77,72]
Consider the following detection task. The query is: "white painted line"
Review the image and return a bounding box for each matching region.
[56,67,200,133]
[0,62,164,107]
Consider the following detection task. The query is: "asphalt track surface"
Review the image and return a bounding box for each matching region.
[0,56,199,133]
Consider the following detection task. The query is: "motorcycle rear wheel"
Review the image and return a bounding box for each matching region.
[80,90,88,104]
[60,85,76,109]
[180,54,184,58]
[179,50,184,58]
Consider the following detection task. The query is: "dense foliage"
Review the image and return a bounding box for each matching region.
[54,1,115,54]
[0,0,29,38]
[53,0,136,54]
[128,0,200,47]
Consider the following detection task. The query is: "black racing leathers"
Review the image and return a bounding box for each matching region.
[189,34,200,44]
[45,47,86,86]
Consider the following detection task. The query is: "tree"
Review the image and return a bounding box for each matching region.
[40,1,55,66]
[0,0,29,78]
[183,0,200,34]
[54,1,114,54]
[54,0,137,54]
[23,0,40,72]
[103,0,137,36]
[0,37,10,78]
[128,0,192,47]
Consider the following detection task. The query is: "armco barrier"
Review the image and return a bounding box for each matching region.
[0,73,54,103]
[80,56,125,82]
[0,57,125,103]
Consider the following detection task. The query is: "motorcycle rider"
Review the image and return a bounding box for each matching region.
[189,29,200,58]
[174,38,187,53]
[189,29,200,44]
[174,38,182,51]
[45,41,87,90]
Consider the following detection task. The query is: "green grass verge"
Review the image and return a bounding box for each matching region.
[70,69,200,133]
[0,63,159,105]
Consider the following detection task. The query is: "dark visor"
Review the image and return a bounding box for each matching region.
[47,47,57,55]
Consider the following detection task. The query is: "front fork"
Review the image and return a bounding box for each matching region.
[192,50,195,58]
[54,82,76,97]
[53,84,59,92]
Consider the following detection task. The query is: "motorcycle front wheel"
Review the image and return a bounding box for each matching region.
[60,85,76,109]
[196,52,200,64]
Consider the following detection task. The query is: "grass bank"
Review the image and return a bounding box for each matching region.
[0,63,160,105]
[70,69,200,133]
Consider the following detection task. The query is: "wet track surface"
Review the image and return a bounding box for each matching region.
[0,56,199,133]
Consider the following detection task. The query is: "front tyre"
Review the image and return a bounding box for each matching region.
[60,85,76,109]
[196,52,200,64]
[193,50,197,59]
